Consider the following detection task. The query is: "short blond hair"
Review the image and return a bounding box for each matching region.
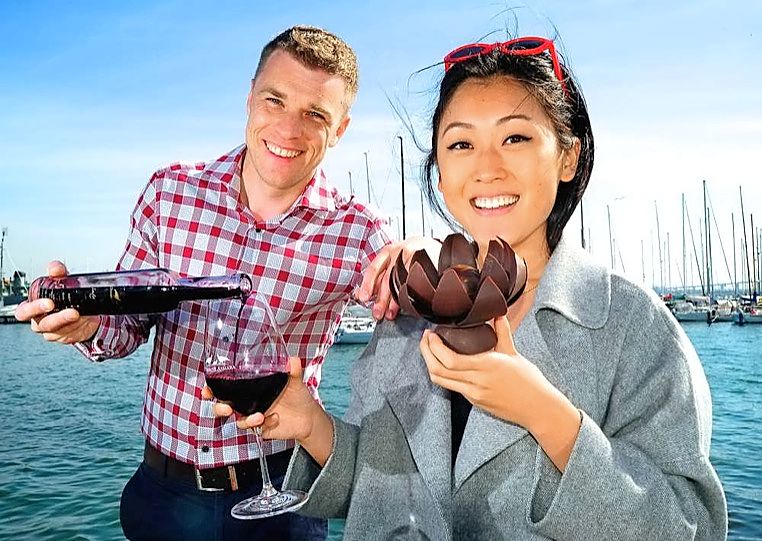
[255,25,359,104]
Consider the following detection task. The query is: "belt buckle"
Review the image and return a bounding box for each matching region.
[194,468,226,492]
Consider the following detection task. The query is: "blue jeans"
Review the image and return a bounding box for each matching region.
[120,460,327,541]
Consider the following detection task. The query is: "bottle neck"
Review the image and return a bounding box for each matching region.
[175,274,252,301]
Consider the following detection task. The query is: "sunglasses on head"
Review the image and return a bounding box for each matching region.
[443,36,568,97]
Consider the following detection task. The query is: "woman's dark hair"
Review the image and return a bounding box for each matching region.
[421,45,594,253]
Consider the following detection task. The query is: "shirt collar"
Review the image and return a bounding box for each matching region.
[293,169,337,213]
[203,144,246,188]
[533,234,612,329]
[203,144,337,214]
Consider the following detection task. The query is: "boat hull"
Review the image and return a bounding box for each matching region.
[733,312,762,325]
[334,330,374,344]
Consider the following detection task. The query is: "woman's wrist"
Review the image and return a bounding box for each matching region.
[527,386,582,472]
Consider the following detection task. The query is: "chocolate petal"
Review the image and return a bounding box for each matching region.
[492,238,517,282]
[431,268,474,320]
[480,253,511,296]
[506,256,528,306]
[438,233,477,273]
[389,253,407,303]
[434,324,497,355]
[407,261,438,306]
[459,276,509,326]
[397,284,423,318]
[410,249,439,289]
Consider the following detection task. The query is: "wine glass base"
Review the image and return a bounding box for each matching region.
[230,489,309,520]
[387,524,432,540]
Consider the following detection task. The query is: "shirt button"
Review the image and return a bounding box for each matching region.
[201,445,210,453]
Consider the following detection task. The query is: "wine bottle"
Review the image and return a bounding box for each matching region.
[27,268,253,315]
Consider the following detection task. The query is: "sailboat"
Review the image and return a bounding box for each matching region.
[0,228,29,322]
[668,185,735,324]
[733,189,762,324]
[333,303,375,345]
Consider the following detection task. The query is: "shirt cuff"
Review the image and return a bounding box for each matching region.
[72,316,116,361]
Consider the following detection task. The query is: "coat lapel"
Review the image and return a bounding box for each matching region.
[453,318,546,490]
[385,355,453,523]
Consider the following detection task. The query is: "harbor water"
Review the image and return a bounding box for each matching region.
[1,322,760,540]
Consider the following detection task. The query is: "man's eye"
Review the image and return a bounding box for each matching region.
[307,111,326,120]
[266,97,283,106]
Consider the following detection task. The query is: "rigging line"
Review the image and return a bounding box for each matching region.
[673,256,685,288]
[684,201,706,296]
[373,139,399,209]
[374,166,393,210]
[706,190,734,288]
[1,242,22,275]
[617,246,627,274]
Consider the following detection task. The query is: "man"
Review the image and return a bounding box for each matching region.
[16,26,401,541]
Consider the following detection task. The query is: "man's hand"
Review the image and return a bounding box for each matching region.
[203,356,336,465]
[356,237,441,320]
[14,260,101,344]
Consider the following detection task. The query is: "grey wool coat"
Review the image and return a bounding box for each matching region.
[284,236,728,540]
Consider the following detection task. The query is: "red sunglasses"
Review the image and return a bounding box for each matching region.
[443,36,568,96]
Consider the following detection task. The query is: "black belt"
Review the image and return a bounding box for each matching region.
[143,442,293,492]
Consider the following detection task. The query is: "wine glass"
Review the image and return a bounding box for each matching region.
[203,294,308,519]
[385,472,432,540]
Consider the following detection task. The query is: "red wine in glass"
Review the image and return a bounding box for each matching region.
[204,295,308,519]
[205,372,288,416]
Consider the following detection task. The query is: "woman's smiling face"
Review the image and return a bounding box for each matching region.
[436,76,578,263]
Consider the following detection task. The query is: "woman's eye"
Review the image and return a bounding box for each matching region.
[504,134,530,144]
[446,141,472,150]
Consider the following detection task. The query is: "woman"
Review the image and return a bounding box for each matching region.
[213,36,727,540]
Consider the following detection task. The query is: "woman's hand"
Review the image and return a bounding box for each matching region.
[202,356,335,465]
[419,316,581,471]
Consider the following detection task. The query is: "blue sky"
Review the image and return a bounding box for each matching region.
[1,0,761,291]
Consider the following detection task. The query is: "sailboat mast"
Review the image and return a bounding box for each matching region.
[751,215,757,295]
[682,194,687,294]
[607,205,614,270]
[0,227,5,305]
[685,207,706,296]
[651,230,655,287]
[732,213,737,297]
[703,180,713,298]
[420,183,425,237]
[363,151,371,203]
[699,220,705,294]
[667,232,671,291]
[757,227,762,291]
[398,136,406,240]
[739,186,752,298]
[655,201,663,292]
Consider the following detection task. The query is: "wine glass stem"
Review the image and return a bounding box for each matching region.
[254,427,278,497]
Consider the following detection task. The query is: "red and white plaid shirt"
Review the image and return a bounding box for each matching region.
[75,145,391,468]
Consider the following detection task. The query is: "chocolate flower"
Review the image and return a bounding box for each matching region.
[390,233,527,354]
